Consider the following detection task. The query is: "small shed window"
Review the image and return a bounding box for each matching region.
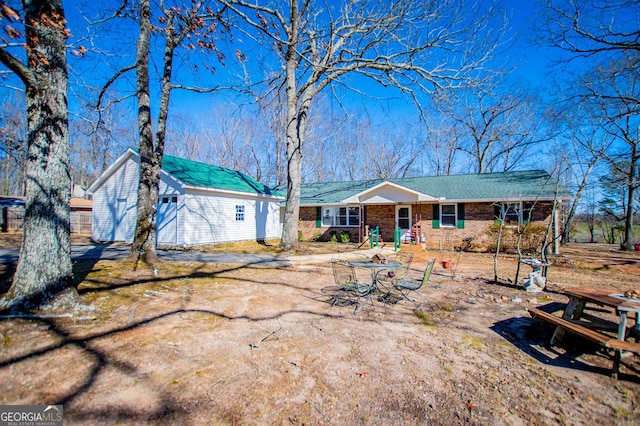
[235,205,245,222]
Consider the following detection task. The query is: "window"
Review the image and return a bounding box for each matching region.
[235,205,245,221]
[322,208,333,226]
[158,196,177,204]
[503,203,520,224]
[440,204,457,227]
[320,206,360,227]
[398,207,410,229]
[495,202,533,225]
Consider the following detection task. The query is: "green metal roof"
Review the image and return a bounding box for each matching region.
[284,170,571,205]
[160,153,280,197]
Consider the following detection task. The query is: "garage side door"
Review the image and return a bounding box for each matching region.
[157,196,177,244]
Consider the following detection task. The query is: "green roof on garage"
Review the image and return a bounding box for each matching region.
[161,154,280,197]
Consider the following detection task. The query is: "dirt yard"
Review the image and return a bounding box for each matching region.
[0,240,639,425]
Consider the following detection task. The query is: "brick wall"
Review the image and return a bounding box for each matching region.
[298,201,555,249]
[363,205,395,241]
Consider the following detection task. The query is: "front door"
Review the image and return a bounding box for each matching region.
[396,205,411,233]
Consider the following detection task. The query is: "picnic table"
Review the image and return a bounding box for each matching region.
[528,286,640,378]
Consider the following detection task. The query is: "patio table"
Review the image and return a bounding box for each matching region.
[348,259,402,290]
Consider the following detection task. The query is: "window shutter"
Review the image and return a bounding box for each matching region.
[522,202,533,224]
[432,204,440,229]
[315,206,321,228]
[457,203,465,229]
[493,204,502,224]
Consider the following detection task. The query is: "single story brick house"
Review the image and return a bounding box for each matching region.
[294,170,571,251]
[88,148,283,246]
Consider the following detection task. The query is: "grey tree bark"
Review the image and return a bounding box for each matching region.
[129,0,161,265]
[0,0,73,310]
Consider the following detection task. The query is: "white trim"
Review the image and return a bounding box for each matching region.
[320,205,361,227]
[87,148,137,194]
[439,203,458,228]
[343,181,438,204]
[184,184,283,200]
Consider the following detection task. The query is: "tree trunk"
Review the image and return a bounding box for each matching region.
[280,0,301,251]
[621,144,637,251]
[4,0,73,310]
[562,162,596,245]
[129,0,160,265]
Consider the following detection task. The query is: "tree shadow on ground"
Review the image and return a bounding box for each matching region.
[0,302,349,424]
[491,316,640,383]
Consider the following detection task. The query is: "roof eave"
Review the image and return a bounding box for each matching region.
[87,147,137,194]
[184,184,283,200]
[343,181,438,204]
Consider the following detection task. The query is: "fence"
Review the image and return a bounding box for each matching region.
[0,207,92,234]
[71,211,92,234]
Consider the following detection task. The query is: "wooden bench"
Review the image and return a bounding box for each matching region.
[528,302,640,378]
[528,306,612,345]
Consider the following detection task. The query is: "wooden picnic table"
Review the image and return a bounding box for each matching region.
[528,286,640,378]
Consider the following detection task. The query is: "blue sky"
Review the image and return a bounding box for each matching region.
[0,1,555,123]
[61,0,556,113]
[3,1,563,172]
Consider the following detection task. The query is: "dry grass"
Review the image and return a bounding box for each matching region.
[0,239,639,424]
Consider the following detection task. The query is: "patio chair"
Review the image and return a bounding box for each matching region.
[326,259,376,313]
[392,257,436,308]
[376,251,414,290]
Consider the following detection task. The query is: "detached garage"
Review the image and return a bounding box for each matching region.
[88,148,283,246]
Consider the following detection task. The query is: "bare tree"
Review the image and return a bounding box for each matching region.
[541,0,640,250]
[96,1,228,265]
[167,114,213,162]
[221,0,506,249]
[421,113,460,176]
[69,103,133,193]
[541,0,640,59]
[591,60,639,250]
[552,106,611,244]
[0,94,27,195]
[441,85,548,174]
[0,0,74,310]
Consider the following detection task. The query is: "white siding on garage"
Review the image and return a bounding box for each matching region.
[91,156,139,242]
[90,149,282,246]
[256,198,282,240]
[182,191,281,245]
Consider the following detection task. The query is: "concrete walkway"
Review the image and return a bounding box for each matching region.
[0,243,396,267]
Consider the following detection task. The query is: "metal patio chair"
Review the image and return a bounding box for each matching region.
[324,259,376,314]
[392,257,436,308]
[376,251,414,290]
